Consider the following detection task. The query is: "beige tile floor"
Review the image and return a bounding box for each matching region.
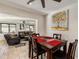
[1,41,29,59]
[0,41,47,59]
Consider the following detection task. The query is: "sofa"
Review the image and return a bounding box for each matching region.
[4,34,20,46]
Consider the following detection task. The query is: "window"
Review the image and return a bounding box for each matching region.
[19,20,37,32]
[0,23,16,33]
[25,25,35,32]
[29,25,35,31]
[10,24,16,32]
[0,19,38,33]
[25,25,30,31]
[2,24,9,33]
[0,24,2,33]
[20,24,24,30]
[25,20,37,32]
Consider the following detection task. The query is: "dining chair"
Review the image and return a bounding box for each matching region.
[53,34,61,40]
[32,33,40,36]
[28,33,38,58]
[53,39,78,59]
[53,33,64,53]
[29,36,46,59]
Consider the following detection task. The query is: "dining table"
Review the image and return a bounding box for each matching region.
[31,36,67,59]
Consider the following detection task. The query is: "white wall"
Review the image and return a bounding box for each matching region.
[47,3,78,41]
[0,3,46,36]
[46,3,78,58]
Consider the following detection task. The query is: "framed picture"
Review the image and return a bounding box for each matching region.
[51,9,69,31]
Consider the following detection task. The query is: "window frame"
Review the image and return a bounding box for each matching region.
[0,23,16,33]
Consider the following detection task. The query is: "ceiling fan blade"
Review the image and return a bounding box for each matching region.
[27,0,34,4]
[41,0,45,8]
[53,0,62,2]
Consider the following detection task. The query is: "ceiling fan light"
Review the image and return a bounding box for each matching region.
[29,3,32,5]
[27,2,32,5]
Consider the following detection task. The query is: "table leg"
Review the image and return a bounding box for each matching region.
[47,49,53,59]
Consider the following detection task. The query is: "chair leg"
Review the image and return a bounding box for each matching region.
[29,44,31,57]
[41,54,43,59]
[32,49,33,59]
[37,53,39,59]
[37,56,39,59]
[44,53,46,57]
[30,45,33,59]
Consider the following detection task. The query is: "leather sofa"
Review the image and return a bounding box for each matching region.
[4,34,20,46]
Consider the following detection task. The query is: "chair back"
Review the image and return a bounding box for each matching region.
[32,33,40,36]
[53,34,61,40]
[67,39,78,59]
[29,36,38,53]
[67,43,73,59]
[4,34,11,41]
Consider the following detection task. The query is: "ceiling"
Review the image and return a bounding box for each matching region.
[0,0,77,15]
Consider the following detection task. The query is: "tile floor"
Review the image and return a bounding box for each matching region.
[0,41,29,59]
[0,40,47,59]
[0,40,78,59]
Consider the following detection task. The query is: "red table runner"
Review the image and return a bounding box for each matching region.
[47,40,62,46]
[32,36,53,39]
[33,36,62,47]
[37,38,46,43]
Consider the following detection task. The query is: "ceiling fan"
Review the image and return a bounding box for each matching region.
[27,0,62,8]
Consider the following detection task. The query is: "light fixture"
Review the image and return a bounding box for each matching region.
[28,2,32,5]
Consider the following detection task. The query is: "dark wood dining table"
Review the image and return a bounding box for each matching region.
[30,36,67,59]
[39,39,67,59]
